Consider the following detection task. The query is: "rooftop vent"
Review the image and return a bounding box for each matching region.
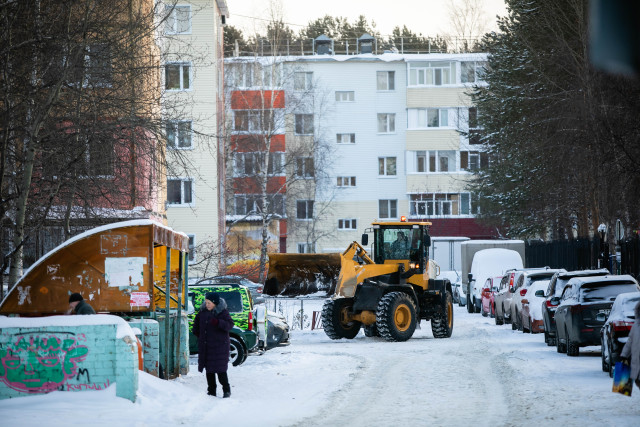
[314,34,333,55]
[358,33,375,54]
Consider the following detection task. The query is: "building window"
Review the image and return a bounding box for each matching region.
[377,113,395,133]
[187,234,196,263]
[234,194,285,216]
[461,61,487,83]
[378,157,397,176]
[165,63,190,90]
[297,242,315,253]
[70,44,112,87]
[408,108,449,128]
[336,133,355,144]
[164,5,191,34]
[411,150,457,173]
[294,72,313,90]
[234,152,284,176]
[166,121,192,149]
[295,114,314,135]
[377,71,395,90]
[410,193,475,216]
[337,176,356,187]
[296,157,314,178]
[408,61,453,86]
[167,178,193,205]
[296,200,314,220]
[233,110,275,132]
[335,91,355,102]
[460,151,489,171]
[338,219,357,230]
[379,199,397,219]
[468,107,482,144]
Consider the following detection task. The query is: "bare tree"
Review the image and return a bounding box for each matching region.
[446,0,492,51]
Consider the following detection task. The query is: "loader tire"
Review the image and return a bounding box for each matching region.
[431,290,454,338]
[363,323,379,337]
[376,292,417,342]
[322,298,361,340]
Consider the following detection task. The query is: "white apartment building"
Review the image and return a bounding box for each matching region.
[161,1,228,277]
[226,46,496,259]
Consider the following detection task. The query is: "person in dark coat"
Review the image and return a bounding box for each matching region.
[621,300,640,390]
[193,292,234,398]
[66,293,96,315]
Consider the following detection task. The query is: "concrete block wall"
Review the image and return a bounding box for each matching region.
[0,319,138,402]
[128,319,160,376]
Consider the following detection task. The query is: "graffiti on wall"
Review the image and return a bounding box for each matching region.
[0,332,89,393]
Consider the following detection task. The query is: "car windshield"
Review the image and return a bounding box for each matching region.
[620,295,640,319]
[580,283,638,303]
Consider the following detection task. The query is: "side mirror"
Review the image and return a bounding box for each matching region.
[509,288,515,293]
[535,290,545,297]
[361,233,369,246]
[468,273,473,283]
[550,297,561,305]
[596,313,607,322]
[424,234,431,247]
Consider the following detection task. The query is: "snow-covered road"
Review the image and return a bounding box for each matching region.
[2,303,639,426]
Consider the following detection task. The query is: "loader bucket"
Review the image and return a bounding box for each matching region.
[265,253,341,296]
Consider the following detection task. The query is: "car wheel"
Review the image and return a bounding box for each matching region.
[556,329,567,353]
[474,298,481,313]
[481,304,488,317]
[523,317,530,333]
[516,310,522,331]
[566,329,579,357]
[229,337,246,367]
[503,305,511,324]
[490,304,495,318]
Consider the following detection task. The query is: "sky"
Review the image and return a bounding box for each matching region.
[2,300,639,426]
[227,0,508,38]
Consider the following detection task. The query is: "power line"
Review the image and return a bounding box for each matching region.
[232,13,306,28]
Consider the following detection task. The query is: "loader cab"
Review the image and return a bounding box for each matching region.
[368,220,432,273]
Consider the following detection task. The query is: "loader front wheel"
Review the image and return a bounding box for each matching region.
[322,298,361,340]
[431,290,454,338]
[376,292,417,342]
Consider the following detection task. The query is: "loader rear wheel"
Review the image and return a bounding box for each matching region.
[322,298,361,340]
[363,323,379,337]
[431,290,454,338]
[376,292,417,342]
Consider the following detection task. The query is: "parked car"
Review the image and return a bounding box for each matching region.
[520,280,550,333]
[196,275,264,303]
[187,283,258,366]
[440,270,461,304]
[468,249,523,313]
[509,268,563,331]
[265,309,291,349]
[455,282,467,307]
[600,291,640,376]
[555,275,640,357]
[481,276,502,318]
[542,269,608,346]
[494,271,516,325]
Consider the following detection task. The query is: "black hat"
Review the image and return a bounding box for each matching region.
[205,292,220,305]
[69,293,83,303]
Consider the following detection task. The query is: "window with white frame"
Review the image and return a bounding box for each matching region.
[461,61,487,83]
[296,157,314,178]
[408,108,449,128]
[377,71,395,90]
[378,157,397,176]
[460,151,489,172]
[336,133,355,144]
[234,152,284,176]
[338,219,357,230]
[408,62,454,86]
[296,200,314,220]
[228,63,254,88]
[294,72,313,90]
[234,194,285,216]
[410,193,474,216]
[377,113,395,133]
[297,242,315,253]
[167,178,193,205]
[335,91,354,102]
[187,234,196,262]
[295,114,314,135]
[337,176,356,187]
[166,120,192,149]
[468,107,482,144]
[164,5,191,34]
[165,63,190,90]
[379,199,397,219]
[233,110,275,132]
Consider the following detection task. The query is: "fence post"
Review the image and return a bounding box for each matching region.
[300,299,304,330]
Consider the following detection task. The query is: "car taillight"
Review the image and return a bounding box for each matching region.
[509,274,514,287]
[612,321,633,332]
[546,300,556,308]
[520,289,527,297]
[257,287,263,294]
[248,311,253,331]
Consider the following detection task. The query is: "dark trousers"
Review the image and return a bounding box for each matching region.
[206,372,230,395]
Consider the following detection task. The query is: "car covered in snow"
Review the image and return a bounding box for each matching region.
[254,304,291,350]
[541,269,607,346]
[600,291,640,376]
[468,249,523,313]
[555,275,640,357]
[494,271,516,325]
[520,279,550,333]
[508,268,562,331]
[481,276,502,318]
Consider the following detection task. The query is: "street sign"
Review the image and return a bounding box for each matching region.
[615,219,624,242]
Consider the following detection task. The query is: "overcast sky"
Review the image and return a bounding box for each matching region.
[227,0,507,38]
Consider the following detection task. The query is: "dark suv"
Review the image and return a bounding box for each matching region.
[187,282,258,366]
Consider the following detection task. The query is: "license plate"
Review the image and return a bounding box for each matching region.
[598,309,611,316]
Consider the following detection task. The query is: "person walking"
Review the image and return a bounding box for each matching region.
[621,300,640,391]
[193,292,234,398]
[66,293,96,315]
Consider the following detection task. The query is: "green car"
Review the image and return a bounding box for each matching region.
[187,283,258,366]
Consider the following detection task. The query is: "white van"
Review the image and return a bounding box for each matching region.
[468,248,524,313]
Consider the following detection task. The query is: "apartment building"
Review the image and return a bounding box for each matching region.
[162,0,228,278]
[225,40,497,263]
